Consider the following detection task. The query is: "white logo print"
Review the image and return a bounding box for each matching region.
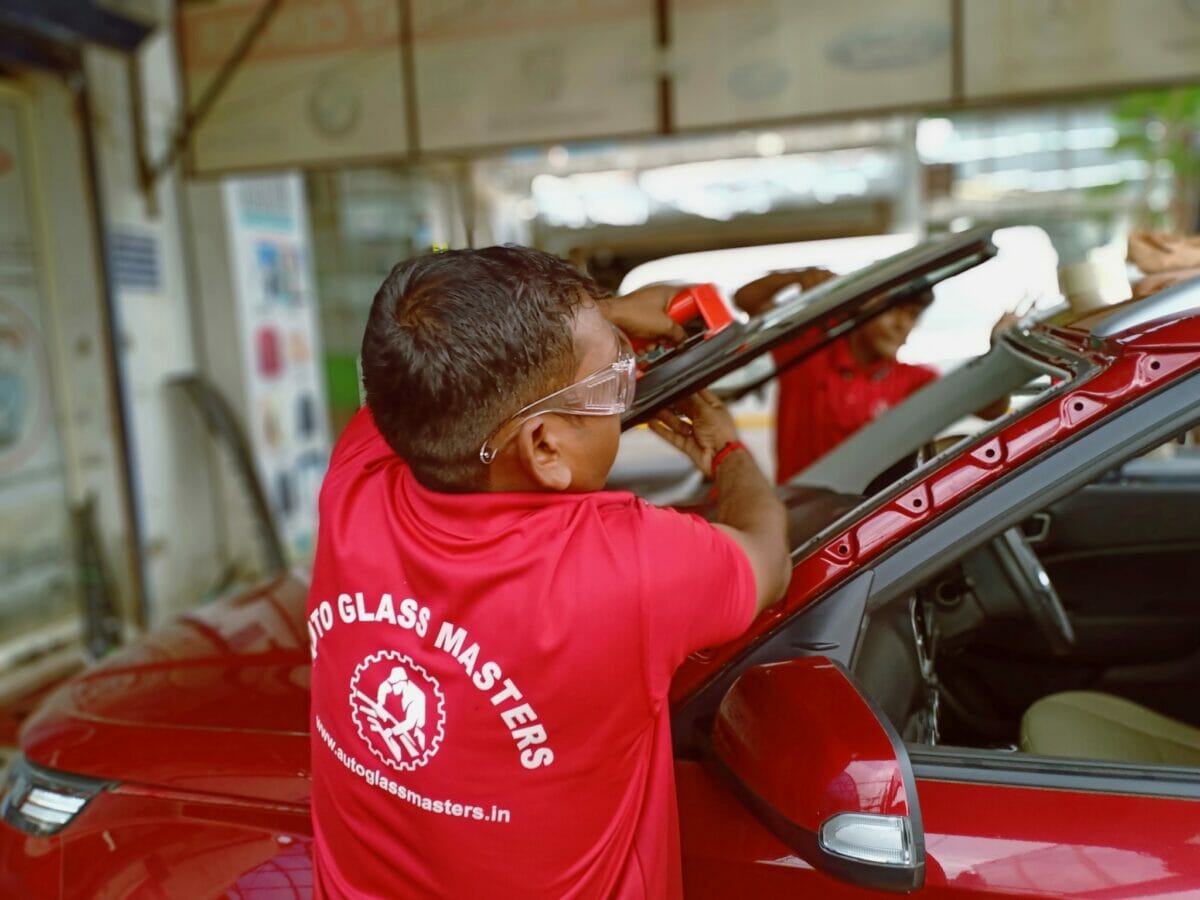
[350,650,445,772]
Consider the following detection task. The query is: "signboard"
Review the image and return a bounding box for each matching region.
[411,0,658,151]
[0,91,76,644]
[670,0,953,130]
[963,0,1200,99]
[224,174,331,561]
[180,0,410,173]
[178,0,1200,171]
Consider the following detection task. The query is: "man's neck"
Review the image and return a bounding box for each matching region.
[846,332,888,369]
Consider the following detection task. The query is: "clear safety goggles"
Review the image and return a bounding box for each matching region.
[479,326,637,464]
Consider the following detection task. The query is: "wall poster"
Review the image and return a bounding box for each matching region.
[0,88,76,646]
[179,0,1200,169]
[224,174,331,563]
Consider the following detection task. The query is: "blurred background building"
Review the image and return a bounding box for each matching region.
[0,0,1198,704]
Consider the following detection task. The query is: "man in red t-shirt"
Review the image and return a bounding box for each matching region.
[308,246,790,898]
[736,268,1014,483]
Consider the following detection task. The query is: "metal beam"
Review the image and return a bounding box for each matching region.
[0,0,152,52]
[0,26,77,72]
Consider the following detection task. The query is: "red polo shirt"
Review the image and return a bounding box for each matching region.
[774,337,936,483]
[308,409,756,899]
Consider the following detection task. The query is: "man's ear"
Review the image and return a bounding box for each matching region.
[515,417,573,491]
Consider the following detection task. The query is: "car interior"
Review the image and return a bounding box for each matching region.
[874,425,1200,765]
[664,321,1066,749]
[843,390,1200,772]
[771,280,1200,779]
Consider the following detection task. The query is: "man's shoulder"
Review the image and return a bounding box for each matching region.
[592,493,722,547]
[578,489,647,528]
[590,490,667,520]
[773,335,839,378]
[321,409,397,496]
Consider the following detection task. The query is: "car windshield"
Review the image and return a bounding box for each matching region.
[621,227,1002,427]
[612,227,1075,546]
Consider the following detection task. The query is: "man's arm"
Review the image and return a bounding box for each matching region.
[650,390,790,615]
[710,450,792,615]
[733,267,838,317]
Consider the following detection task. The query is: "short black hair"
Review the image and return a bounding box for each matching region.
[360,246,608,492]
[900,287,935,310]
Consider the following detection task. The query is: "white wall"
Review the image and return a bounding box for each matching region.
[20,74,139,631]
[82,37,224,624]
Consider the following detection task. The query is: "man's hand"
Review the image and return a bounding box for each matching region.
[1132,267,1200,300]
[733,267,838,317]
[652,389,791,614]
[648,389,738,478]
[601,284,688,344]
[1128,229,1200,274]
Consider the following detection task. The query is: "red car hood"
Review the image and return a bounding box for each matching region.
[20,576,312,806]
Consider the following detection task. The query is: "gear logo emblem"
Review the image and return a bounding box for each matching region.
[350,650,445,772]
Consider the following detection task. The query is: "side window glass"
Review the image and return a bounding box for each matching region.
[1113,427,1200,482]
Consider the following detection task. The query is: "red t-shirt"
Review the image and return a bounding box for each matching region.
[308,409,756,899]
[773,337,936,484]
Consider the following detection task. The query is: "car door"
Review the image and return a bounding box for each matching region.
[675,656,1200,898]
[678,657,927,898]
[680,747,1200,897]
[909,749,1200,897]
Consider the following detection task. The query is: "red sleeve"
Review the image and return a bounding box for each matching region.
[619,500,757,698]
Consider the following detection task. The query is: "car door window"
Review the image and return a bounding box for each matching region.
[853,401,1200,787]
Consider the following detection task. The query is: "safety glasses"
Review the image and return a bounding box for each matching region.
[479,326,637,464]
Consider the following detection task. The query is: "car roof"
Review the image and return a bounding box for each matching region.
[623,227,999,427]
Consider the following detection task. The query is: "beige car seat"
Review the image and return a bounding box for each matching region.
[1021,691,1200,766]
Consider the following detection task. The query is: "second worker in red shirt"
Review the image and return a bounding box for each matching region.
[736,267,1015,483]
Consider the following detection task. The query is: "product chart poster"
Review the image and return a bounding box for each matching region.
[224,174,331,563]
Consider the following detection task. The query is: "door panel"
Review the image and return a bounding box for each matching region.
[679,761,1200,897]
[915,776,1200,897]
[678,761,870,899]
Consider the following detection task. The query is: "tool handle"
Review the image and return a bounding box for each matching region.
[630,283,735,370]
[665,283,734,336]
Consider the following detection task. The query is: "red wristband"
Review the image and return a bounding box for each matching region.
[711,440,747,476]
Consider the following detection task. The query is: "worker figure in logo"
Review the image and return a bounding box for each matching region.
[376,665,427,756]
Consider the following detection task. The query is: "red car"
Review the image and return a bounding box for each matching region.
[4,229,1200,898]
